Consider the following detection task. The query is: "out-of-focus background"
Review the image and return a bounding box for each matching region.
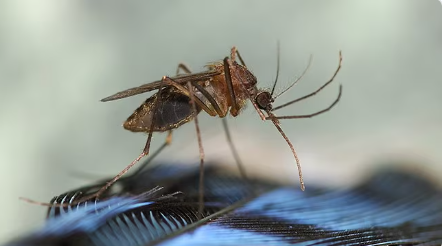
[1,0,441,243]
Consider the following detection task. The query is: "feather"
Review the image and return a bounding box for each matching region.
[5,162,442,246]
[6,187,181,246]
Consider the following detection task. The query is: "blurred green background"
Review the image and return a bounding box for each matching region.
[1,0,441,243]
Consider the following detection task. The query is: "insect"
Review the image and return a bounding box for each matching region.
[21,46,343,210]
[97,45,342,196]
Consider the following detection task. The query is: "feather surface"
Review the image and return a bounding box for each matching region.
[5,162,442,246]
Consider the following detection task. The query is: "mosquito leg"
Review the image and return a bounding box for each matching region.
[189,82,250,190]
[176,62,226,117]
[165,130,173,144]
[221,118,254,190]
[161,76,218,116]
[22,72,188,207]
[91,150,147,199]
[186,81,206,219]
[86,79,169,200]
[268,84,342,120]
[26,111,159,207]
[231,46,247,67]
[272,51,342,111]
[189,80,250,194]
[121,64,189,180]
[178,59,216,217]
[176,63,220,114]
[226,47,268,120]
[130,130,173,177]
[73,77,168,204]
[176,63,192,75]
[190,81,224,116]
[20,138,165,208]
[129,63,191,176]
[223,57,239,115]
[220,49,255,193]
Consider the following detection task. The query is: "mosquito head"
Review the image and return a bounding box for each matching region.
[255,90,274,111]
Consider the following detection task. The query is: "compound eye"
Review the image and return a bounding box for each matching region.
[255,91,272,110]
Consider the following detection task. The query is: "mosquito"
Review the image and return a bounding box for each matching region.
[21,46,343,212]
[99,44,341,196]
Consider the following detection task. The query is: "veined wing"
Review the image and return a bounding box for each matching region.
[100,70,222,102]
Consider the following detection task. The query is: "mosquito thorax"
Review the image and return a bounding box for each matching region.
[255,91,274,110]
[232,61,258,88]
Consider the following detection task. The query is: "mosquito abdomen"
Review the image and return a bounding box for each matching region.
[123,89,201,132]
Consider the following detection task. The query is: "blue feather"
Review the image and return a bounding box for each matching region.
[5,164,442,246]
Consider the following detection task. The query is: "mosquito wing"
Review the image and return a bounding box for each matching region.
[100,70,222,102]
